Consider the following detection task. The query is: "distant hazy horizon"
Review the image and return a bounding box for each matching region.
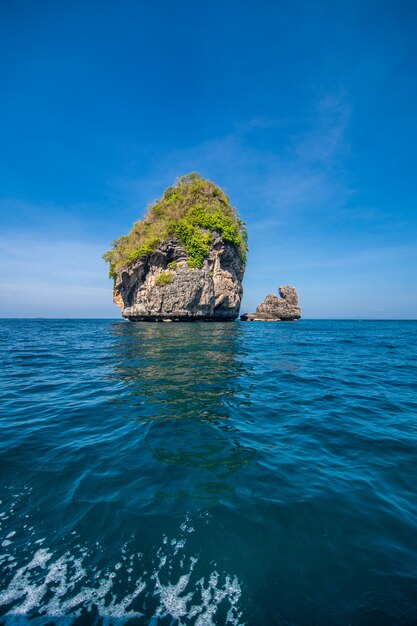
[1,316,417,321]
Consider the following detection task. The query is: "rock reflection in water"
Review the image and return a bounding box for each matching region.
[110,322,256,507]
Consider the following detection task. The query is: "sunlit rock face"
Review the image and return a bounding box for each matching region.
[114,234,244,321]
[104,173,247,322]
[241,285,301,321]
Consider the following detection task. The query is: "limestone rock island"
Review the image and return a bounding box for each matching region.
[241,285,301,321]
[104,173,247,321]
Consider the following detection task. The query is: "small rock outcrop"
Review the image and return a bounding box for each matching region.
[104,173,247,321]
[241,285,301,321]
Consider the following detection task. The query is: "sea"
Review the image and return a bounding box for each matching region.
[0,319,416,625]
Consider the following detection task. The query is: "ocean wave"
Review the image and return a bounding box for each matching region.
[0,493,242,626]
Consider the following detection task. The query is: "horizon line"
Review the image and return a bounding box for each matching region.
[0,317,416,322]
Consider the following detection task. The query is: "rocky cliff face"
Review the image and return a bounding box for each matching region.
[105,173,247,322]
[114,233,244,321]
[241,285,301,321]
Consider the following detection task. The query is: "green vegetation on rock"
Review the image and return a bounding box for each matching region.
[103,173,248,276]
[154,271,174,286]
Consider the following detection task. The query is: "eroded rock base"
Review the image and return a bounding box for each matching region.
[124,316,236,322]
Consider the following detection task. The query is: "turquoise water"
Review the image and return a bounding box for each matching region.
[0,319,416,625]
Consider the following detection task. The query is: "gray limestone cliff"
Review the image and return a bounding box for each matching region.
[104,173,247,322]
[241,285,301,321]
[114,234,244,321]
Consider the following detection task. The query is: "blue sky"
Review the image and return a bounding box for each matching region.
[1,0,416,318]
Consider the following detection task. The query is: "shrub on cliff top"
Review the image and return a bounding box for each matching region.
[103,173,248,277]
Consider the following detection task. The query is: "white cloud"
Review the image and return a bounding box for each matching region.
[1,92,415,319]
[0,234,118,317]
[111,91,352,231]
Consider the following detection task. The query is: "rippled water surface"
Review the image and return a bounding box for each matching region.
[1,319,417,625]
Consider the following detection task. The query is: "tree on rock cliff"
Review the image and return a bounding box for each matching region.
[104,173,247,278]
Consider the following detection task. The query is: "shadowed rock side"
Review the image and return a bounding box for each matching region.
[114,234,244,321]
[241,285,301,321]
